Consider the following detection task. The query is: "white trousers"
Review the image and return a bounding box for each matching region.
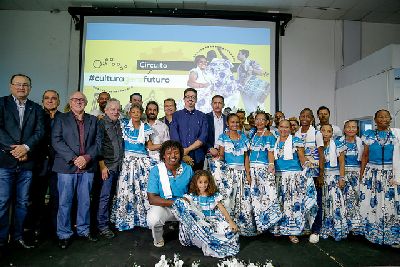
[147,205,177,243]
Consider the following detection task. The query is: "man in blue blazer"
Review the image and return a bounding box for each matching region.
[0,74,44,250]
[52,91,102,249]
[205,95,227,157]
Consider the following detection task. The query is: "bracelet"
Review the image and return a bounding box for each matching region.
[268,162,275,166]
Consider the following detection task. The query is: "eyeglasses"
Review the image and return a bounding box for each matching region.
[12,83,30,88]
[70,98,86,103]
[184,95,197,100]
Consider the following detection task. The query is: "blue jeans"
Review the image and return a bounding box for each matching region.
[57,172,94,239]
[97,170,118,231]
[0,167,32,245]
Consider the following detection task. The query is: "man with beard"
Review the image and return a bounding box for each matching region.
[145,101,169,161]
[170,88,208,170]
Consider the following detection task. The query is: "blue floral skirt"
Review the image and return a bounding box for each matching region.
[111,154,154,231]
[343,167,363,234]
[320,172,349,241]
[171,198,239,258]
[238,75,270,101]
[250,166,282,232]
[276,171,317,236]
[211,160,257,236]
[360,164,400,246]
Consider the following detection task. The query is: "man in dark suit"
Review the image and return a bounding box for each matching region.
[26,89,61,240]
[205,95,227,157]
[52,91,101,249]
[0,74,45,250]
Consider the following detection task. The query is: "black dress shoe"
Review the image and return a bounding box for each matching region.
[81,234,98,242]
[99,228,115,239]
[13,239,35,249]
[58,238,71,249]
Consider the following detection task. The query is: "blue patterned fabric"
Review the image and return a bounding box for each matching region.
[343,168,363,234]
[216,132,249,168]
[359,129,400,246]
[249,133,276,165]
[171,197,240,258]
[320,173,349,241]
[210,160,257,236]
[343,140,361,167]
[296,129,323,177]
[111,155,155,230]
[360,165,400,245]
[275,171,317,235]
[121,118,153,155]
[250,166,282,231]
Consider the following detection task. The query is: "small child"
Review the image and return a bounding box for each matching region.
[172,170,239,258]
[319,124,349,241]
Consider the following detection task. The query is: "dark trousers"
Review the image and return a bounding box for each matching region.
[192,160,205,172]
[97,170,118,231]
[311,181,323,234]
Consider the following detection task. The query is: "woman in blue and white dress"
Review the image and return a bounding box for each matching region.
[214,113,256,236]
[340,120,363,234]
[172,170,239,258]
[319,124,349,241]
[111,103,158,231]
[295,108,324,243]
[274,120,318,243]
[360,109,400,247]
[249,111,281,232]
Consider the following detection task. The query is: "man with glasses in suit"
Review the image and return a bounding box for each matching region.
[0,74,44,252]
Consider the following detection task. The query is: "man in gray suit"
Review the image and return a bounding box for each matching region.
[52,91,101,249]
[0,74,44,250]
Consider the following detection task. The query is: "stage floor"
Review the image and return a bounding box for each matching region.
[1,226,399,266]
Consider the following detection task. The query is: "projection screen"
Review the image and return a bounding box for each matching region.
[81,16,276,116]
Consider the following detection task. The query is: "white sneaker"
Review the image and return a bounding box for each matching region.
[154,239,165,248]
[309,233,320,243]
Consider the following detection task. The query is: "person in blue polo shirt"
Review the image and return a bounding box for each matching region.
[170,88,208,171]
[147,140,193,247]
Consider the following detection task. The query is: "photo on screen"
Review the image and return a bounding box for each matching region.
[81,16,276,116]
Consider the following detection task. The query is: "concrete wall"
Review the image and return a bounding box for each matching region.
[1,10,400,122]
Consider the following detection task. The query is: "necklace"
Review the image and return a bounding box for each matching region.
[228,131,241,151]
[251,129,267,161]
[375,130,391,146]
[375,129,391,167]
